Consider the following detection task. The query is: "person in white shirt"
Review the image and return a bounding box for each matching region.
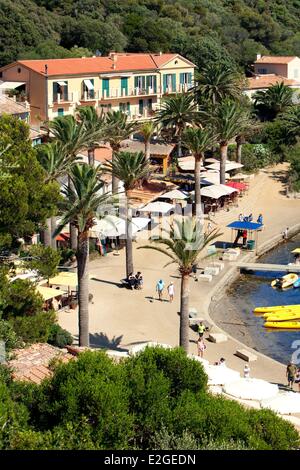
[167,282,175,303]
[244,364,250,378]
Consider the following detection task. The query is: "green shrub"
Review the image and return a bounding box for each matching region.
[0,320,20,353]
[241,143,279,172]
[9,311,55,344]
[47,324,73,348]
[0,277,43,320]
[288,144,300,191]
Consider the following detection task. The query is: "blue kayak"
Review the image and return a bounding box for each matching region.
[294,277,300,288]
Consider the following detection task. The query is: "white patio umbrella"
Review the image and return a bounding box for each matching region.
[204,158,219,164]
[260,391,300,415]
[159,189,188,200]
[206,162,244,172]
[205,365,241,386]
[130,341,172,356]
[90,216,150,238]
[178,156,205,171]
[139,201,175,214]
[223,378,279,401]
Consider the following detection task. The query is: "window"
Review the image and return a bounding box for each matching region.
[134,76,146,93]
[139,99,144,115]
[57,108,64,116]
[180,73,193,89]
[102,78,110,98]
[121,77,128,96]
[163,74,176,93]
[146,75,157,93]
[17,67,21,73]
[258,68,267,74]
[53,81,68,102]
[82,79,95,99]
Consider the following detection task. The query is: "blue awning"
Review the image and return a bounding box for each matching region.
[227,221,263,231]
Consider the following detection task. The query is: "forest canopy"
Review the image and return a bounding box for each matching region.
[0,0,300,71]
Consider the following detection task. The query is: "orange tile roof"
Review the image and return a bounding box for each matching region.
[0,95,29,115]
[255,56,298,64]
[246,74,299,90]
[8,343,74,384]
[12,53,191,77]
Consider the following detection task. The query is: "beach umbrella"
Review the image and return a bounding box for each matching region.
[223,378,278,401]
[158,189,188,200]
[205,365,241,386]
[260,391,300,415]
[139,201,175,214]
[129,341,172,356]
[206,162,244,172]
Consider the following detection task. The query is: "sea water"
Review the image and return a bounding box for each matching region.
[227,234,300,365]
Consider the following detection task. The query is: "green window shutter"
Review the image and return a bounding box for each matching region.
[153,75,157,93]
[188,73,192,86]
[146,76,150,90]
[163,74,168,93]
[134,76,139,89]
[58,108,64,116]
[53,82,58,101]
[127,102,130,115]
[139,99,144,115]
[142,76,146,90]
[102,78,110,97]
[171,74,176,92]
[180,73,184,85]
[121,77,128,96]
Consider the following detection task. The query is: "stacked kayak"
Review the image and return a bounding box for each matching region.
[254,305,300,329]
[271,273,298,289]
[264,321,300,329]
[254,304,300,314]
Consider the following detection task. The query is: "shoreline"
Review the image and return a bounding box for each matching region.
[206,222,300,366]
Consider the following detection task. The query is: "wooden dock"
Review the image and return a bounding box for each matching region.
[236,263,300,273]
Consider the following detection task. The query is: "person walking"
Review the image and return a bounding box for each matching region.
[167,282,174,303]
[197,337,206,358]
[282,227,289,241]
[197,321,206,338]
[156,279,165,301]
[135,272,143,290]
[286,362,297,389]
[243,364,250,378]
[257,214,263,224]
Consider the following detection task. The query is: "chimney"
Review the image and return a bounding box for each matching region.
[45,64,48,75]
[256,53,261,61]
[112,62,116,70]
[159,51,162,56]
[110,51,117,62]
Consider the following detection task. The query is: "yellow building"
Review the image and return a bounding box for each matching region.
[0,52,196,127]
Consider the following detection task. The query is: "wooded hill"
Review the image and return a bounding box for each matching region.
[1,0,300,71]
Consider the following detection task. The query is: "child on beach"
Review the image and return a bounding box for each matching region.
[197,337,206,358]
[243,364,250,378]
[167,282,174,302]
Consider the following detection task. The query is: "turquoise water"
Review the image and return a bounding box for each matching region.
[228,235,300,365]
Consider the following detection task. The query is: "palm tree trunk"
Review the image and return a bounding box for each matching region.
[42,218,52,247]
[177,137,182,158]
[51,216,57,250]
[236,138,243,164]
[180,273,190,353]
[77,232,89,347]
[194,156,202,218]
[112,151,119,194]
[220,143,228,185]
[145,140,151,160]
[88,148,95,166]
[125,195,133,278]
[68,176,78,250]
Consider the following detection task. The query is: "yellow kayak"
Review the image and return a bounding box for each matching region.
[254,304,300,314]
[265,321,300,329]
[264,312,300,322]
[271,273,298,289]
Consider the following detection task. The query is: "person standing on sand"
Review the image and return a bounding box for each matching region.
[167,282,174,303]
[286,362,297,389]
[294,368,300,392]
[244,364,250,378]
[156,279,165,301]
[197,337,206,358]
[283,227,289,241]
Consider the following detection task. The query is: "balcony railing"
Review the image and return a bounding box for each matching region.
[100,86,158,100]
[53,92,73,103]
[80,90,97,101]
[163,83,193,94]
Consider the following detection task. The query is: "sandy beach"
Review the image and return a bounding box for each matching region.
[58,162,300,424]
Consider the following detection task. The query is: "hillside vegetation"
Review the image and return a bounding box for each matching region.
[1,0,300,70]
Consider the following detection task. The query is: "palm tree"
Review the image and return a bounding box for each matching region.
[54,163,109,347]
[139,121,156,160]
[155,93,198,158]
[195,63,243,106]
[104,111,139,193]
[182,127,217,214]
[37,141,80,249]
[102,151,150,277]
[253,82,293,121]
[280,106,300,138]
[77,106,107,166]
[205,99,251,184]
[45,115,95,249]
[138,218,220,353]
